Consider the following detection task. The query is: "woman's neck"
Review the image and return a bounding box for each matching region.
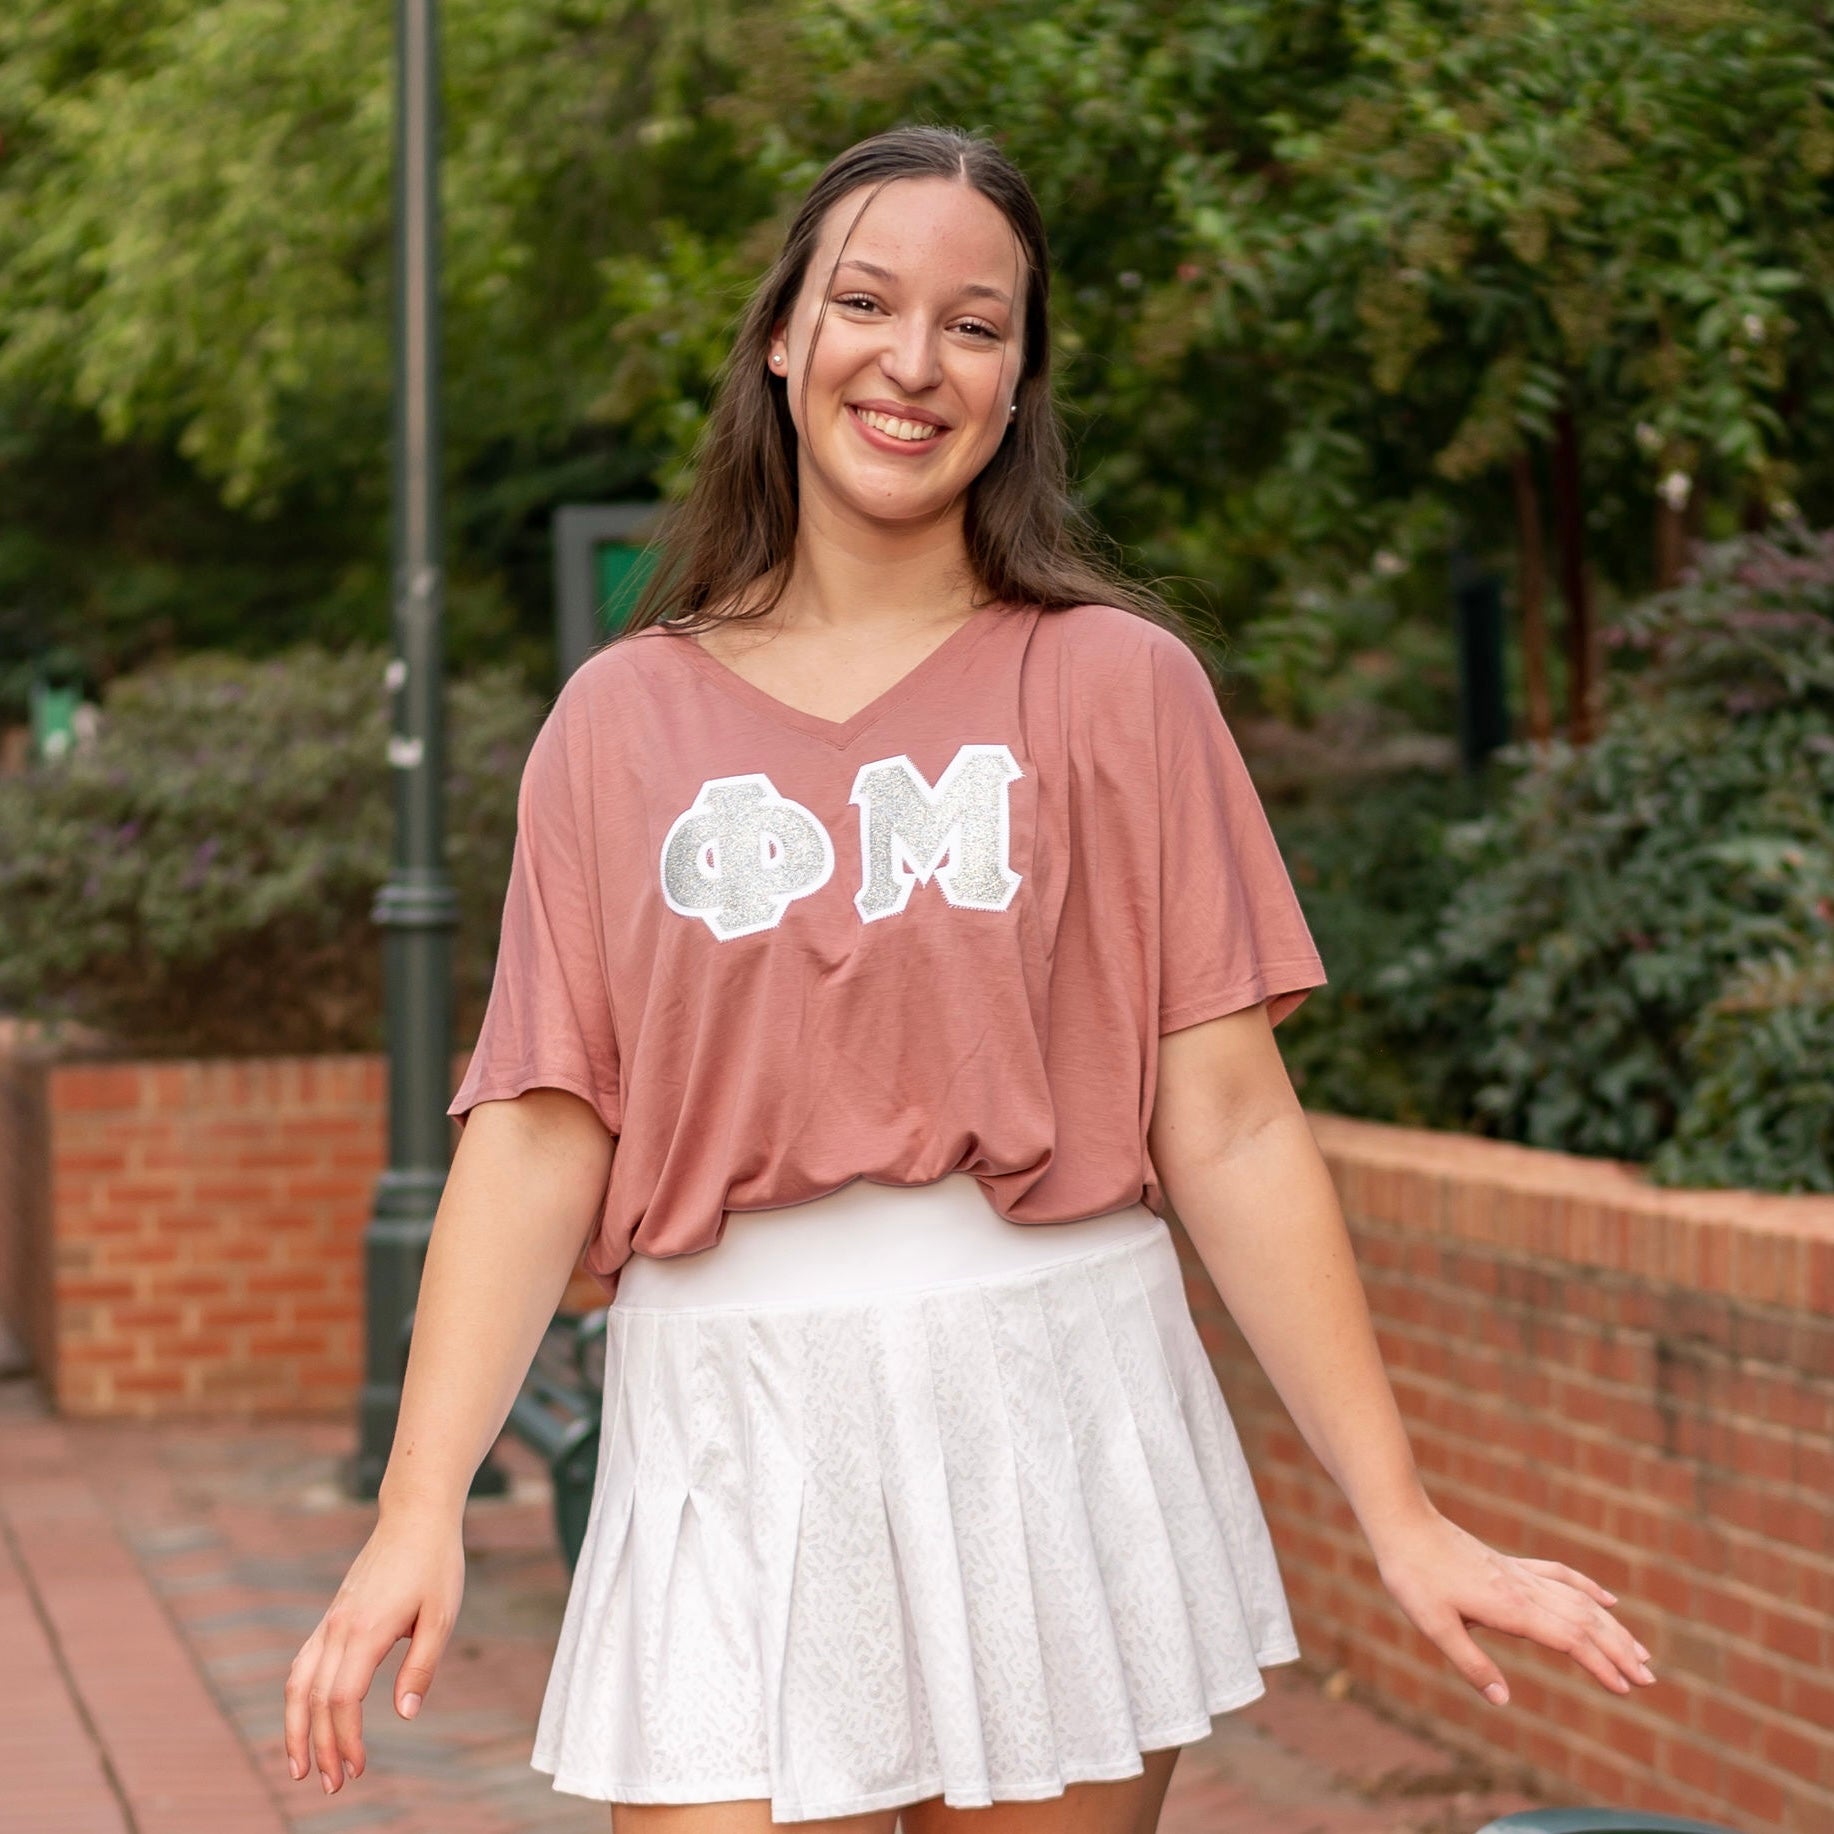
[767,474,981,634]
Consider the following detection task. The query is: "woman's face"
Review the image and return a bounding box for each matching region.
[771,175,1026,532]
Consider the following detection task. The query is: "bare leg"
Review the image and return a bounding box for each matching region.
[899,1744,1183,1834]
[613,1804,900,1833]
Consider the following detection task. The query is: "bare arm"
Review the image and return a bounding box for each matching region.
[379,1087,615,1523]
[1148,1004,1431,1546]
[284,1086,613,1798]
[1147,1001,1656,1709]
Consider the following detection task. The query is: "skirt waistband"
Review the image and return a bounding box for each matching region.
[613,1173,1167,1313]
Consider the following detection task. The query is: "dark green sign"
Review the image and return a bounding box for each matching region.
[593,539,660,640]
[554,503,664,684]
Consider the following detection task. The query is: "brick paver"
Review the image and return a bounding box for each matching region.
[2,1373,1546,1833]
[0,1401,289,1834]
[0,1511,128,1833]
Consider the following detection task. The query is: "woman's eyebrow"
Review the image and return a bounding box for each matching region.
[836,258,1012,306]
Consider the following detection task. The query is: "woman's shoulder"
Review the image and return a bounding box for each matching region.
[519,625,686,791]
[1029,602,1204,698]
[554,622,684,713]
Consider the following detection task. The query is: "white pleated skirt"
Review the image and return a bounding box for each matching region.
[531,1173,1301,1822]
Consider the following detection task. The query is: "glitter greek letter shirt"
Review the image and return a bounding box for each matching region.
[447,600,1327,1301]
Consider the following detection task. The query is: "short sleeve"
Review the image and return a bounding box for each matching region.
[447,691,621,1135]
[1152,636,1327,1033]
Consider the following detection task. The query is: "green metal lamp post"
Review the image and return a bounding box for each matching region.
[349,0,504,1500]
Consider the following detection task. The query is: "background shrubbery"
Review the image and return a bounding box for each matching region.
[1263,765,1484,1128]
[1277,525,1834,1193]
[7,527,1826,1191]
[0,647,542,1055]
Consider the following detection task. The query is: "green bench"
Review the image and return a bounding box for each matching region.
[502,1308,607,1571]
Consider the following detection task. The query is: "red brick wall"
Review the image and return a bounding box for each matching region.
[38,1052,603,1417]
[48,1056,384,1415]
[1177,1112,1834,1834]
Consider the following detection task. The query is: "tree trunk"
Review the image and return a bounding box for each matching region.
[1511,447,1554,745]
[1551,402,1599,744]
[1655,498,1689,589]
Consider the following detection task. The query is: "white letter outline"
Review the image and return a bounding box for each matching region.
[849,744,1024,923]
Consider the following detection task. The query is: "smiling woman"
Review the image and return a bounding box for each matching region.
[773,178,1025,543]
[618,126,1169,658]
[288,125,1657,1834]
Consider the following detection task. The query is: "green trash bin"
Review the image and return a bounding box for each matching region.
[1478,1809,1748,1833]
[29,654,85,763]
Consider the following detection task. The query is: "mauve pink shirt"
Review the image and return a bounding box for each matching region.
[448,600,1326,1301]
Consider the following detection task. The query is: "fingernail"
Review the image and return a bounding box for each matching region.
[1639,1663,1656,1684]
[1635,1642,1650,1661]
[403,1691,422,1718]
[344,1759,356,1783]
[1601,1590,1618,1603]
[1484,1682,1509,1706]
[322,1770,335,1795]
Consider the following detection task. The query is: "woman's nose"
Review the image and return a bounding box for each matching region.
[880,318,943,395]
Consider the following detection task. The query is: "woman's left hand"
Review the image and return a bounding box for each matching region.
[1369,1503,1657,1707]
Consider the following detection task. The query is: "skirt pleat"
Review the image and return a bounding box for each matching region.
[531,1220,1300,1821]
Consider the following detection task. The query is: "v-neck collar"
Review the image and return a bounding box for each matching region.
[664,599,1022,750]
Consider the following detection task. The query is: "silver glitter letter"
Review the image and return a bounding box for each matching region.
[660,772,835,940]
[850,745,1024,923]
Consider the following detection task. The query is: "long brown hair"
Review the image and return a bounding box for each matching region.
[618,124,1186,642]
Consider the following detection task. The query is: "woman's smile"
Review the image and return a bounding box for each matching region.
[848,400,949,450]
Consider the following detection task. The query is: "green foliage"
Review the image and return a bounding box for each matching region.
[6,1,1832,722]
[1369,524,1834,1190]
[1659,944,1834,1189]
[1235,0,1824,502]
[0,0,753,700]
[586,0,1834,702]
[0,645,542,1055]
[0,0,763,507]
[1268,764,1496,1127]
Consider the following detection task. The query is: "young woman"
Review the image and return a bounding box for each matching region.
[285,126,1655,1831]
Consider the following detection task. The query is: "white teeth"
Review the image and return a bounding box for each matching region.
[856,408,940,442]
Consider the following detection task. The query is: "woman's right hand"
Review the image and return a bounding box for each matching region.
[280,1089,611,1795]
[283,1507,466,1796]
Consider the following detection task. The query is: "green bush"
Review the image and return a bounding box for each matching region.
[1365,526,1834,1192]
[0,645,542,1056]
[1266,763,1490,1130]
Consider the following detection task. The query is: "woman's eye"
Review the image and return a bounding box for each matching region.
[831,295,1000,340]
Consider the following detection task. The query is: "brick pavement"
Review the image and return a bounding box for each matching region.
[0,1373,1546,1833]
